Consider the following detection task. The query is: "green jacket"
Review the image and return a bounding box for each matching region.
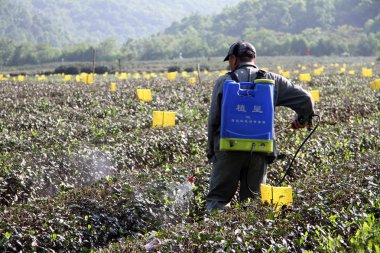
[207,62,315,160]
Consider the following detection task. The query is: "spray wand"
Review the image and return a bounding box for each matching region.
[277,114,321,186]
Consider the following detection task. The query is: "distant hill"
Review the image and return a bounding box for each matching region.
[165,0,380,36]
[1,0,379,66]
[150,0,380,58]
[0,0,241,47]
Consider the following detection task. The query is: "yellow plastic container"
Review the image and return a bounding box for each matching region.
[260,184,293,211]
[137,89,152,102]
[152,111,176,127]
[310,90,320,102]
[299,73,311,82]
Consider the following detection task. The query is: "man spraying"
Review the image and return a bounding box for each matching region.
[206,40,314,211]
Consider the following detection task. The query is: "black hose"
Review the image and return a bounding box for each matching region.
[245,114,321,197]
[277,114,320,186]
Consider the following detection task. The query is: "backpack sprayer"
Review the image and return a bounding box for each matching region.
[220,78,320,210]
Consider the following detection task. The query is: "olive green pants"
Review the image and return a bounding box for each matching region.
[206,151,267,210]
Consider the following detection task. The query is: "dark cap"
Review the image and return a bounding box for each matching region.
[223,40,256,61]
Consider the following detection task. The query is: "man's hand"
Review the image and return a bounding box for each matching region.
[291,119,308,129]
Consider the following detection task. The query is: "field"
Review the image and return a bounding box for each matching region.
[0,57,379,252]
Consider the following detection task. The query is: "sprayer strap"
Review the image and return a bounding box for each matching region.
[228,71,240,82]
[228,68,267,83]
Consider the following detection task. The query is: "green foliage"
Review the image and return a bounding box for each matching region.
[349,211,380,252]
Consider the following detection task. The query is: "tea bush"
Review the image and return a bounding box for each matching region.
[0,61,379,252]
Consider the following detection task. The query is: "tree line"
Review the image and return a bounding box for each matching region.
[1,0,380,66]
[1,29,378,67]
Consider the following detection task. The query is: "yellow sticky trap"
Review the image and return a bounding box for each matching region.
[119,72,128,80]
[182,71,189,77]
[64,75,72,81]
[370,79,380,90]
[166,72,177,81]
[137,89,152,102]
[152,111,176,127]
[281,71,290,79]
[361,68,373,77]
[260,184,293,211]
[18,75,25,81]
[88,74,94,84]
[299,73,311,82]
[310,90,320,102]
[348,70,355,75]
[110,82,117,92]
[80,73,94,84]
[80,73,88,83]
[37,75,46,81]
[219,70,228,76]
[188,77,197,84]
[313,69,321,76]
[260,184,273,205]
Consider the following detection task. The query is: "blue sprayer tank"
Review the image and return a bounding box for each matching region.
[220,79,275,153]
